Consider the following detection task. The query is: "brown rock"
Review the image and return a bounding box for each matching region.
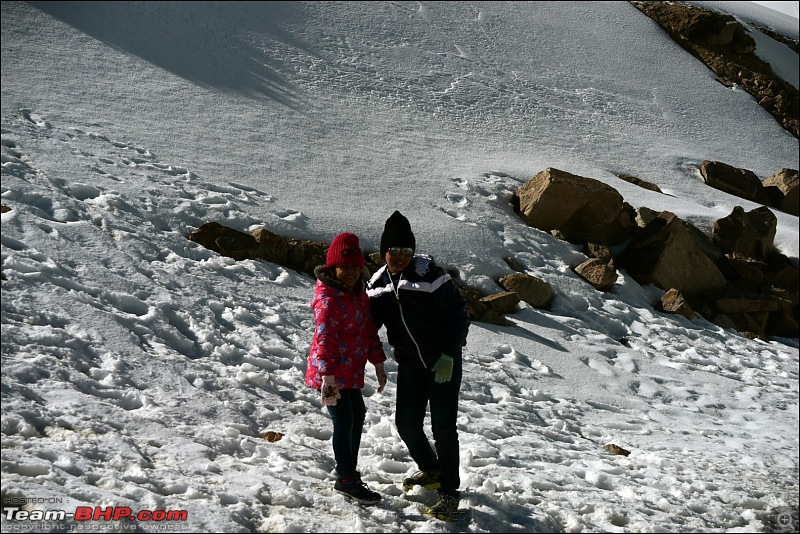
[660,288,693,318]
[700,160,770,205]
[188,222,258,261]
[711,206,777,260]
[480,292,521,314]
[763,168,799,216]
[575,258,618,292]
[514,167,634,245]
[617,212,726,296]
[618,174,663,194]
[498,272,553,309]
[252,227,289,265]
[604,444,631,456]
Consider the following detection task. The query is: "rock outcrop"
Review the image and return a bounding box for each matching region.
[632,1,799,139]
[512,167,798,340]
[188,223,331,278]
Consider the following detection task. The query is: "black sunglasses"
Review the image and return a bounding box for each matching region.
[388,247,414,257]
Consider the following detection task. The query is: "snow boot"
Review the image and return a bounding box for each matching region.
[402,469,441,491]
[334,479,382,505]
[427,491,460,521]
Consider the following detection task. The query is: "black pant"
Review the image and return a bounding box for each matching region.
[326,389,366,482]
[395,361,462,498]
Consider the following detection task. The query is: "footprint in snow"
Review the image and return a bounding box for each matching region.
[20,108,52,129]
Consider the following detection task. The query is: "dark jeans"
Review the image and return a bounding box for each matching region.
[326,388,366,482]
[395,361,462,498]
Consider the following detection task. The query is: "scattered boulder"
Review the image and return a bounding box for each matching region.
[719,254,767,289]
[706,289,782,316]
[617,212,727,296]
[766,306,800,338]
[618,174,663,193]
[187,222,259,261]
[633,206,660,229]
[187,222,328,277]
[263,431,283,443]
[456,283,509,326]
[700,160,770,205]
[763,253,800,291]
[711,206,777,261]
[507,160,797,339]
[691,286,795,340]
[188,227,513,328]
[575,258,618,292]
[191,171,798,339]
[604,444,631,457]
[659,288,694,319]
[585,243,613,262]
[284,239,329,277]
[252,227,289,265]
[513,167,634,245]
[498,272,553,309]
[763,168,799,216]
[480,292,521,315]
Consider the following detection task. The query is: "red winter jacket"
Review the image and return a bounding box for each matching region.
[306,266,386,391]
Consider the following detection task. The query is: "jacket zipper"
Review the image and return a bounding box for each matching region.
[390,272,427,369]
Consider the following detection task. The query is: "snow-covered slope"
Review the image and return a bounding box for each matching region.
[2,2,798,532]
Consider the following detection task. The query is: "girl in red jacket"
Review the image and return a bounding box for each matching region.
[306,232,387,504]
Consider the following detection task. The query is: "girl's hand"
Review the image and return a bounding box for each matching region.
[321,376,340,406]
[375,362,388,393]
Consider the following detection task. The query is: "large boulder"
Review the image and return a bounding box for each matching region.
[617,211,726,296]
[711,206,777,261]
[763,168,799,216]
[513,167,634,245]
[700,160,770,205]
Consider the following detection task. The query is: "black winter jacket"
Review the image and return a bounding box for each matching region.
[367,255,470,369]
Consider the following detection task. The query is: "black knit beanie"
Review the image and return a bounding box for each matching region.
[380,211,416,256]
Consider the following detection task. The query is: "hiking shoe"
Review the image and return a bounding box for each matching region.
[402,469,441,491]
[334,479,382,505]
[428,492,459,521]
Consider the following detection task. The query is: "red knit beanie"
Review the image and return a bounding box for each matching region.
[326,232,365,268]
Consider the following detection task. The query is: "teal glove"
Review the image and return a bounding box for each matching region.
[431,354,454,383]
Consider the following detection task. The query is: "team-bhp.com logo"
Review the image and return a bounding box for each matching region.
[3,502,188,530]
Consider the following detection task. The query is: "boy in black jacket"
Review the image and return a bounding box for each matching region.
[367,211,470,520]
